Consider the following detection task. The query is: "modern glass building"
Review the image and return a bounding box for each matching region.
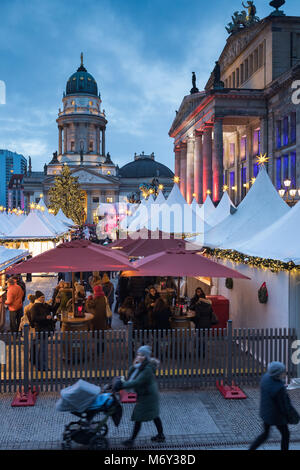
[0,150,27,207]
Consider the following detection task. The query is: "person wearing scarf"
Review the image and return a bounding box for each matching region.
[118,345,165,447]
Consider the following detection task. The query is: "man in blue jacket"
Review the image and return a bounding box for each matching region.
[249,362,292,450]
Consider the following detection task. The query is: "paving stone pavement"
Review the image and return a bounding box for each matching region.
[1,387,300,450]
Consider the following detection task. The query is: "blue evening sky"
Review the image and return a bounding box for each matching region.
[0,0,298,172]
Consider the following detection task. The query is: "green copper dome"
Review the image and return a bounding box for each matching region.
[66,54,98,97]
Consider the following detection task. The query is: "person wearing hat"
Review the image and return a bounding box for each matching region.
[85,285,109,331]
[249,361,296,450]
[117,345,165,447]
[30,291,55,332]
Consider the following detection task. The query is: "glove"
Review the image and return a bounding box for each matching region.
[112,377,123,392]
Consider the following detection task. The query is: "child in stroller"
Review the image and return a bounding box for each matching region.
[56,379,122,450]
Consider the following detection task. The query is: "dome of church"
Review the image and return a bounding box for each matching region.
[66,54,98,97]
[118,156,174,179]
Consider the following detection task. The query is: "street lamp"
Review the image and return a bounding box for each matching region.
[284,179,291,188]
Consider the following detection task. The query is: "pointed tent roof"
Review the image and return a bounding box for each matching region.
[205,191,235,227]
[56,209,75,226]
[203,166,290,250]
[166,183,187,206]
[0,246,29,270]
[6,211,62,239]
[236,199,300,263]
[197,194,215,221]
[154,191,166,205]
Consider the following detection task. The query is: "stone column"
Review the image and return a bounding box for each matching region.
[202,124,213,202]
[102,129,106,156]
[179,142,187,199]
[186,135,195,204]
[260,116,268,156]
[174,145,181,180]
[194,130,203,204]
[268,112,275,183]
[234,130,240,205]
[213,119,224,203]
[96,126,100,154]
[63,125,68,154]
[58,126,63,155]
[246,126,253,185]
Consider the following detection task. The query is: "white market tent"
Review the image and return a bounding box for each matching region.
[154,191,166,205]
[2,211,68,257]
[202,165,290,250]
[137,183,210,235]
[0,246,29,271]
[56,208,75,227]
[205,191,236,227]
[197,194,216,221]
[236,199,300,263]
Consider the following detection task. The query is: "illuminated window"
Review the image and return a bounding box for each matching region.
[89,101,93,106]
[71,141,75,152]
[106,197,113,203]
[229,143,235,166]
[71,100,75,106]
[291,152,296,187]
[276,121,282,149]
[240,136,246,161]
[89,141,93,151]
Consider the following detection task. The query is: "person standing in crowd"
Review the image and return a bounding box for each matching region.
[152,297,171,330]
[86,285,108,331]
[5,278,24,333]
[101,273,115,313]
[128,277,146,306]
[19,294,36,333]
[88,272,102,291]
[115,274,128,313]
[134,300,149,329]
[189,296,217,357]
[118,296,135,325]
[51,280,65,314]
[30,291,55,370]
[249,362,298,451]
[115,345,165,447]
[189,287,206,311]
[145,286,160,328]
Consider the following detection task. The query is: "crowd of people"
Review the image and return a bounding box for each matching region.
[3,271,220,335]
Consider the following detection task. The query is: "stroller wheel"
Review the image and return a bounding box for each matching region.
[62,440,72,450]
[98,423,108,437]
[89,436,109,450]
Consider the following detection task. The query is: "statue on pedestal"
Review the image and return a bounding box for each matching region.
[190,72,199,94]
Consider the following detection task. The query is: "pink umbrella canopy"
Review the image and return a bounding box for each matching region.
[6,239,136,274]
[121,246,250,279]
[109,229,199,257]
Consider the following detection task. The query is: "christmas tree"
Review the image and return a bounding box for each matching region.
[48,165,85,225]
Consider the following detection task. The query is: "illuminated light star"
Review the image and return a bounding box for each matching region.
[251,177,256,185]
[256,153,269,166]
[173,176,180,183]
[158,184,164,190]
[223,185,229,192]
[206,189,211,195]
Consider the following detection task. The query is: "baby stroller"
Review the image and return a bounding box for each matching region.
[56,379,122,450]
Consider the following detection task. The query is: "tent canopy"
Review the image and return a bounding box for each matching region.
[6,239,136,274]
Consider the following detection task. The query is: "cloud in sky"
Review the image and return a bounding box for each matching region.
[0,0,298,171]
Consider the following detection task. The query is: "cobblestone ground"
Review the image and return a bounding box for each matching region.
[1,387,300,450]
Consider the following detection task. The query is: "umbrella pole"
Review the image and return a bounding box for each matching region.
[177,276,181,304]
[72,272,75,316]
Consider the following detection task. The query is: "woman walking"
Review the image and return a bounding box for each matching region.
[116,345,165,447]
[249,361,298,451]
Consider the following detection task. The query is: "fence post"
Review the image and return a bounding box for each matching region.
[128,321,133,368]
[23,324,30,393]
[227,320,233,385]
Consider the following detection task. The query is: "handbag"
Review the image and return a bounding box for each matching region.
[287,402,300,425]
[105,297,113,319]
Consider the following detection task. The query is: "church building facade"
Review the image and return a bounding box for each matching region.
[169,2,300,206]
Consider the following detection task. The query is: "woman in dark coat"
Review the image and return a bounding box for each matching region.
[249,361,295,450]
[119,345,165,447]
[189,287,206,311]
[145,286,160,328]
[85,285,108,331]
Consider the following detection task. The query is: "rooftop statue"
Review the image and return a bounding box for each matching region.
[190,72,199,94]
[226,1,260,35]
[269,0,286,16]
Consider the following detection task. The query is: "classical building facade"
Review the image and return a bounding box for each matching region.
[169,4,300,205]
[23,55,173,222]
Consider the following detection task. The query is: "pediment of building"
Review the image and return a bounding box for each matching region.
[44,168,119,185]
